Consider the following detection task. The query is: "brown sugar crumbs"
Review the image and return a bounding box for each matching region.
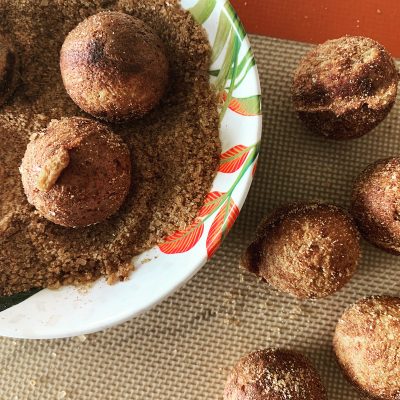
[0,0,221,295]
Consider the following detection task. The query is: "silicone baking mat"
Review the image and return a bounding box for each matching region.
[1,35,399,400]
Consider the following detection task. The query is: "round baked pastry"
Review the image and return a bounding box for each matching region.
[293,36,399,140]
[224,348,327,400]
[20,117,131,227]
[334,296,400,400]
[0,34,18,107]
[352,157,400,254]
[241,203,360,299]
[60,11,169,122]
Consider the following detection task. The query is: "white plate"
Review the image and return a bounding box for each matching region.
[0,0,262,339]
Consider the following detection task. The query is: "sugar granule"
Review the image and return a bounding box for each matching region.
[0,0,220,295]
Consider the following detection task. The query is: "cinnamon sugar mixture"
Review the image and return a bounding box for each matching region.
[0,0,220,295]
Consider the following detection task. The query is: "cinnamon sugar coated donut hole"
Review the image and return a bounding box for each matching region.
[224,349,327,400]
[20,117,131,227]
[334,296,400,400]
[241,203,360,299]
[293,36,399,140]
[0,34,18,107]
[352,157,400,254]
[60,11,169,122]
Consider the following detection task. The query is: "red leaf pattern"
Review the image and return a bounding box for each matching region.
[159,220,204,254]
[219,90,227,104]
[198,191,226,217]
[220,91,261,116]
[219,144,249,173]
[206,198,240,258]
[252,160,258,176]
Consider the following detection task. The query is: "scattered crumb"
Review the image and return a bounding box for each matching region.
[223,289,241,303]
[77,334,87,342]
[76,282,94,294]
[219,365,231,374]
[57,391,67,400]
[290,305,305,315]
[223,317,241,326]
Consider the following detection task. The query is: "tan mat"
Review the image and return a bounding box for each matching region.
[1,35,399,400]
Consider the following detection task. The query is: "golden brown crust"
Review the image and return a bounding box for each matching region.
[60,11,169,122]
[0,34,19,107]
[351,157,400,254]
[224,348,327,400]
[241,203,360,299]
[293,36,399,140]
[20,117,131,227]
[333,296,400,400]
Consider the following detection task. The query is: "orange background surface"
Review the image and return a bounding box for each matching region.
[230,0,400,57]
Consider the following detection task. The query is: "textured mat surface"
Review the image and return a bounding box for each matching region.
[1,35,399,400]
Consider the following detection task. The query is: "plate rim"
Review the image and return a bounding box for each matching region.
[0,0,262,339]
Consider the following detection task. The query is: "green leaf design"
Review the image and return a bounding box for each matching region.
[209,69,219,77]
[0,288,41,312]
[214,30,236,91]
[226,3,246,40]
[234,56,256,89]
[189,0,217,24]
[237,48,254,75]
[207,0,254,95]
[211,10,232,64]
[219,36,240,120]
[209,48,255,83]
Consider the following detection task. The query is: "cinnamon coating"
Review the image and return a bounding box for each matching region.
[351,157,400,254]
[334,296,400,400]
[242,203,360,299]
[224,348,327,400]
[293,36,399,140]
[60,11,169,122]
[20,117,131,227]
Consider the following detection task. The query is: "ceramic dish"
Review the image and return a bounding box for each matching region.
[0,0,262,339]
